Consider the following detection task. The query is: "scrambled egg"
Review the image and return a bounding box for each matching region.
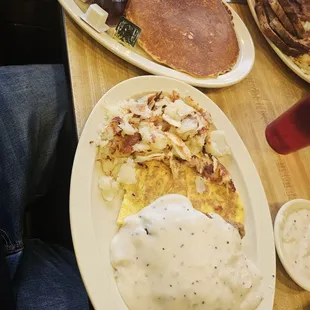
[118,161,244,233]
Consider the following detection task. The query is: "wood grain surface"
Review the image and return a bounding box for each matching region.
[64,4,310,309]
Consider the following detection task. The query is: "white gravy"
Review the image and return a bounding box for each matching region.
[282,209,310,280]
[110,194,263,310]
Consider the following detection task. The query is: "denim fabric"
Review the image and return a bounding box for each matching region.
[0,65,88,309]
[14,239,88,310]
[0,64,68,255]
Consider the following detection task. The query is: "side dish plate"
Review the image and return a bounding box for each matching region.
[247,0,310,84]
[59,0,255,88]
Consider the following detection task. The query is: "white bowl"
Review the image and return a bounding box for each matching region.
[274,199,310,291]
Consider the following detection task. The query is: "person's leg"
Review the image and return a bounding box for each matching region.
[0,65,88,309]
[0,64,68,257]
[14,239,88,310]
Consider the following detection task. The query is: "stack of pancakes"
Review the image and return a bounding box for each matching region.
[255,0,310,61]
[125,0,239,77]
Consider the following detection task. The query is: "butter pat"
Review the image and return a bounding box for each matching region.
[81,4,109,33]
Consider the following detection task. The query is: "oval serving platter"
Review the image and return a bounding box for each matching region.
[70,76,276,309]
[247,0,310,84]
[59,0,255,88]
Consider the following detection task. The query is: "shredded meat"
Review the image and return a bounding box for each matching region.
[119,132,142,154]
[229,180,236,192]
[214,205,223,212]
[202,164,214,177]
[111,117,122,134]
[168,90,180,102]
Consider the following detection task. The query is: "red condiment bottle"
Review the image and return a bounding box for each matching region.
[265,93,310,155]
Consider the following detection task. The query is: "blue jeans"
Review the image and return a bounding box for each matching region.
[0,65,88,309]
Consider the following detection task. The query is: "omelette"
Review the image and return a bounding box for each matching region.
[96,91,245,236]
[125,0,240,77]
[119,160,244,235]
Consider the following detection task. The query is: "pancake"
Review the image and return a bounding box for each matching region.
[118,160,244,235]
[125,0,240,77]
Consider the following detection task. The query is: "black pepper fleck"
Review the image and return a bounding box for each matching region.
[132,193,135,197]
[202,301,205,305]
[146,264,150,267]
[194,292,197,295]
[184,295,186,298]
[180,244,184,248]
[215,246,218,250]
[136,257,139,260]
[191,233,194,235]
[272,275,275,278]
[227,241,230,244]
[192,282,195,285]
[214,266,217,269]
[144,228,149,235]
[170,285,173,287]
[162,248,165,251]
[179,227,182,231]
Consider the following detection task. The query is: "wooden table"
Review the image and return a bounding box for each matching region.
[64,3,310,309]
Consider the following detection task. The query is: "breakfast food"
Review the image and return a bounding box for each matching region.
[255,0,310,74]
[95,91,244,235]
[110,194,263,310]
[125,0,240,77]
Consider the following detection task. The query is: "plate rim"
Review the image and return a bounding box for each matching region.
[247,0,310,84]
[70,75,276,309]
[59,0,255,88]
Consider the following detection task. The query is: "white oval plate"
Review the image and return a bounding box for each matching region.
[274,199,310,291]
[59,0,255,88]
[247,0,310,84]
[70,76,275,309]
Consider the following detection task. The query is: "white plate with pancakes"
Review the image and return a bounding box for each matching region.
[59,0,255,88]
[70,76,276,309]
[247,0,310,84]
